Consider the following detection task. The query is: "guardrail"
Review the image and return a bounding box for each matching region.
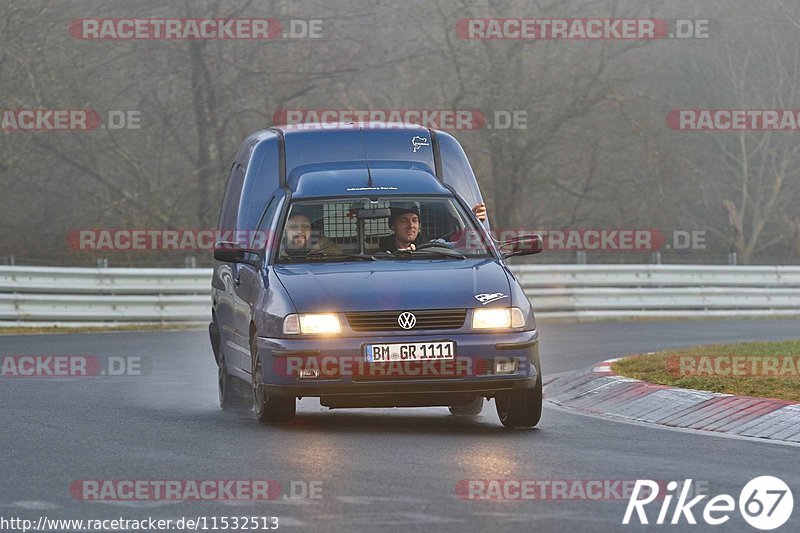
[1,264,799,326]
[514,265,800,319]
[0,267,212,326]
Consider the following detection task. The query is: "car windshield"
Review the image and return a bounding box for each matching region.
[276,196,492,263]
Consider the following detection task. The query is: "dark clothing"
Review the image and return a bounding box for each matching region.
[378,234,421,253]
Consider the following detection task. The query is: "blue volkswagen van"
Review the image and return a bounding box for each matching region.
[210,123,542,428]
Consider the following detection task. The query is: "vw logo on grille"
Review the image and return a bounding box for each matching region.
[397,312,417,329]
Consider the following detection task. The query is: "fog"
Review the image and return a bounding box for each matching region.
[1,0,798,265]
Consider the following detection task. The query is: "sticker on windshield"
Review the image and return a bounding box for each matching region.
[411,136,430,153]
[475,293,508,305]
[346,186,398,191]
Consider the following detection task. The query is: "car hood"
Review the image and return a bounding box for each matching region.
[274,259,511,312]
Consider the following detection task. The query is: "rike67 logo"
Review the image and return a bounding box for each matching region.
[624,477,794,530]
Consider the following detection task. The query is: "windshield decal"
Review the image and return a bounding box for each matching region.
[346,186,398,191]
[475,293,508,305]
[411,135,430,153]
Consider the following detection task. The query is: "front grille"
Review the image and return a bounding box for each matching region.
[346,309,467,332]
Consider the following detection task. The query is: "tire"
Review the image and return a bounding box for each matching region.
[495,376,542,428]
[218,351,251,411]
[448,396,484,416]
[251,338,296,424]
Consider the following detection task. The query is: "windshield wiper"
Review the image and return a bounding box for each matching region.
[412,247,466,259]
[323,253,376,261]
[304,250,376,261]
[371,246,466,260]
[279,252,375,262]
[414,241,467,259]
[306,250,375,261]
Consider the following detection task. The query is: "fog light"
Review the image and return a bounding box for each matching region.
[495,360,517,374]
[298,368,320,379]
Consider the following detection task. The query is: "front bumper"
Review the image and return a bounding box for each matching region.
[255,329,540,401]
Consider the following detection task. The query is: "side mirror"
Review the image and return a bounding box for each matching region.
[499,233,543,259]
[213,241,262,267]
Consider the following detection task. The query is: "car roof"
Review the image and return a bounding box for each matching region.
[237,122,485,213]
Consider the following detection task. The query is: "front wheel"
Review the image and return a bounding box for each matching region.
[218,351,251,411]
[251,339,296,424]
[495,377,542,428]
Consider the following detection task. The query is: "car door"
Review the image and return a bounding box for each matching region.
[213,163,247,369]
[230,193,284,374]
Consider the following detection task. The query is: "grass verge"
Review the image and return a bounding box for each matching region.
[611,340,800,402]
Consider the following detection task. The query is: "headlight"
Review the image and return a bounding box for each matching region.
[472,307,525,330]
[283,313,341,335]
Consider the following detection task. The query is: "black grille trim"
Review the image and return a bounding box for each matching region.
[346,309,467,332]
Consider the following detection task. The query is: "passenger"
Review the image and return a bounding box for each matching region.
[282,213,342,257]
[473,202,487,223]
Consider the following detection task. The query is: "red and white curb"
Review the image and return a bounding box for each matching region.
[544,358,800,443]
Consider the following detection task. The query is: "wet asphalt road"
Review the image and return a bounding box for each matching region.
[1,319,799,532]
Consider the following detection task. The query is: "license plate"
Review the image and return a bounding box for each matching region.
[364,341,455,362]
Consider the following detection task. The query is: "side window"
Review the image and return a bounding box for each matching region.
[252,196,282,250]
[218,164,246,230]
[241,138,280,231]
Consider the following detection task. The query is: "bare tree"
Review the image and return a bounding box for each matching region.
[684,9,800,263]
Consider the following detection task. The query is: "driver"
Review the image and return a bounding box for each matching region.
[378,206,421,253]
[378,203,487,254]
[282,212,342,257]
